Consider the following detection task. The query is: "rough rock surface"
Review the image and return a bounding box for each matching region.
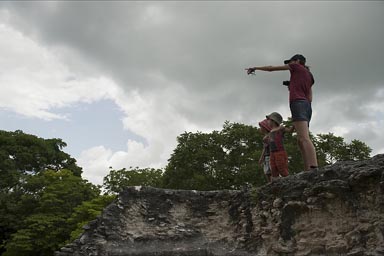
[56,155,384,256]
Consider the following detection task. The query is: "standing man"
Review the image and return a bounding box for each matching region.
[246,54,318,171]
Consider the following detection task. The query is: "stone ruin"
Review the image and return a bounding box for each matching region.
[56,154,384,256]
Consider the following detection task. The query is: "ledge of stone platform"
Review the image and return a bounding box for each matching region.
[56,154,384,256]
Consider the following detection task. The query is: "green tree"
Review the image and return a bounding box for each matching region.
[314,133,371,165]
[3,170,99,256]
[162,131,223,190]
[346,139,372,161]
[162,122,372,191]
[67,195,116,242]
[162,122,265,190]
[219,122,264,188]
[0,130,83,255]
[103,167,164,194]
[0,130,81,181]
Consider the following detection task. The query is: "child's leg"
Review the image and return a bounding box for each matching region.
[269,153,279,178]
[274,151,289,177]
[265,174,271,183]
[264,156,272,182]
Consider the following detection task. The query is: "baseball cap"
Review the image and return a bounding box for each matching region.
[258,119,272,132]
[266,112,283,125]
[284,54,306,65]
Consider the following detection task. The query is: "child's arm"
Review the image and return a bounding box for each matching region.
[284,126,295,133]
[274,125,295,133]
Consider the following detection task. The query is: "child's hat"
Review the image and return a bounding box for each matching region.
[266,112,283,125]
[259,119,272,132]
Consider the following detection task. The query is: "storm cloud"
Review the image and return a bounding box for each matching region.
[0,2,383,184]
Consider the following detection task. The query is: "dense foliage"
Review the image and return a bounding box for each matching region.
[103,167,163,194]
[67,194,116,242]
[162,122,263,190]
[0,130,108,256]
[162,121,372,190]
[0,125,372,255]
[3,170,100,256]
[315,133,372,165]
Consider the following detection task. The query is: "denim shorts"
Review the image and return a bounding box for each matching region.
[290,100,312,123]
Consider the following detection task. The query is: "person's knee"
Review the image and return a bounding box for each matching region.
[297,135,310,146]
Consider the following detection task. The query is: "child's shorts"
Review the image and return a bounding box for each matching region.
[290,100,312,123]
[270,151,289,177]
[263,156,271,176]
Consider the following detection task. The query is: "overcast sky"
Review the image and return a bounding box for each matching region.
[0,2,383,185]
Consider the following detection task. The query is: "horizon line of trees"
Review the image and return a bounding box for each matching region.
[0,123,372,255]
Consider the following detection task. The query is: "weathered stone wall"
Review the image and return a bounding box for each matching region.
[56,155,384,256]
[250,155,384,255]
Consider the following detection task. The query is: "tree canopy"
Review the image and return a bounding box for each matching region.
[3,170,100,256]
[103,167,163,194]
[315,133,372,165]
[0,130,81,193]
[162,121,372,190]
[0,130,89,256]
[162,122,263,190]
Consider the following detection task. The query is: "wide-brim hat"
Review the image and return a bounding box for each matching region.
[266,112,283,125]
[258,119,272,132]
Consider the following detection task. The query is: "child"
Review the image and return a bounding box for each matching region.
[258,118,272,183]
[265,112,294,180]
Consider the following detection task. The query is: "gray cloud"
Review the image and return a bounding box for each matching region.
[1,1,383,158]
